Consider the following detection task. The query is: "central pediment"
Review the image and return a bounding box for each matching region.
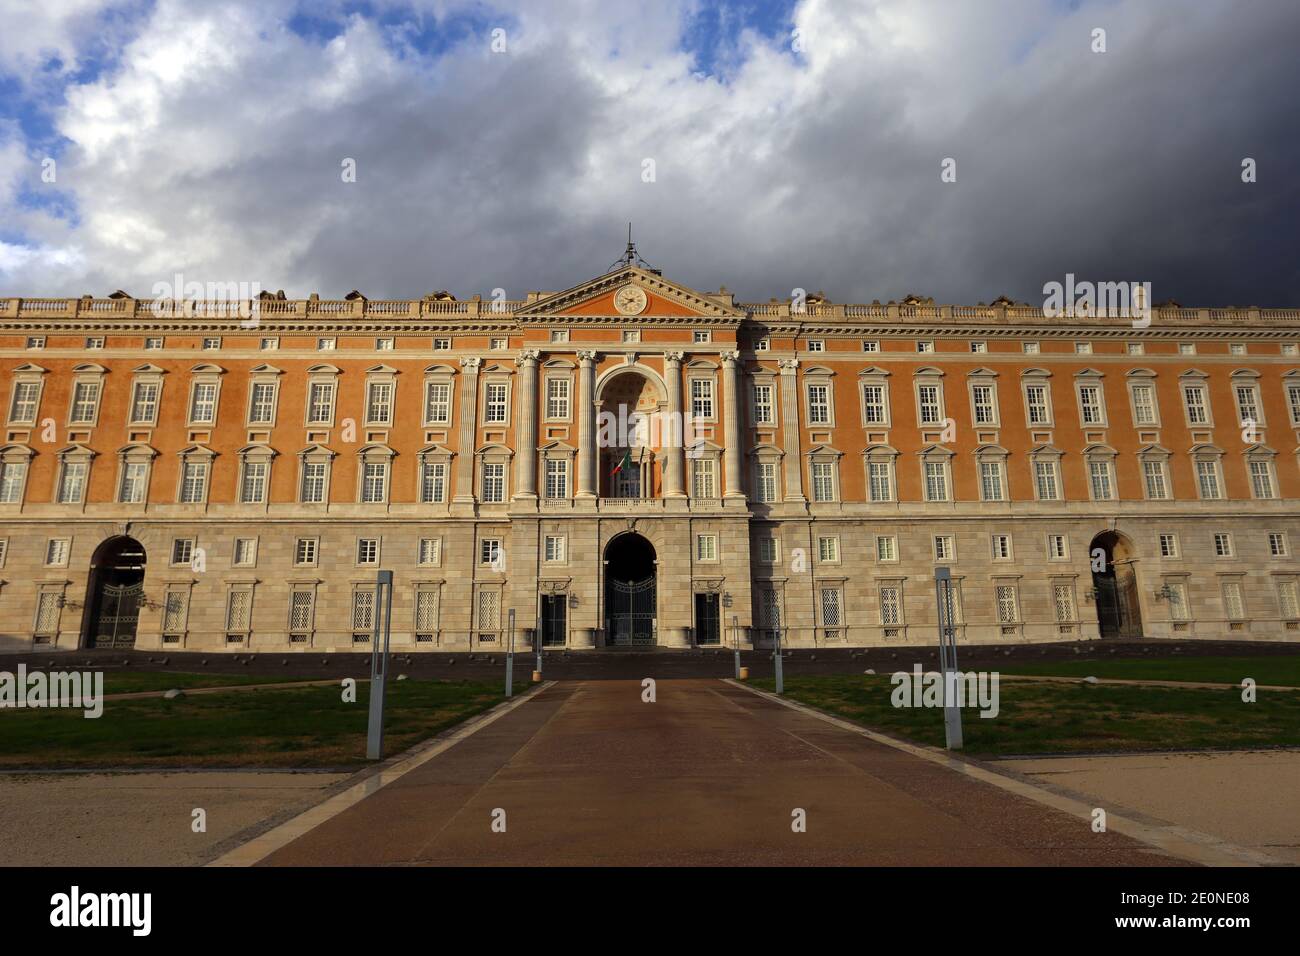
[516,267,744,321]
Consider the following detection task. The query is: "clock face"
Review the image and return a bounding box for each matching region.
[614,285,648,316]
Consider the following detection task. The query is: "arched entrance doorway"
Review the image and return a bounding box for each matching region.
[604,533,656,646]
[81,536,147,649]
[1089,531,1142,638]
[596,369,666,499]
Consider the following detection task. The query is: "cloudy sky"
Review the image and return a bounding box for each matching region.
[1,0,1297,307]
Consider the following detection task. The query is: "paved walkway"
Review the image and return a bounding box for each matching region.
[252,680,1183,866]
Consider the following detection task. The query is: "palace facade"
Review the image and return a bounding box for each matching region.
[2,258,1299,653]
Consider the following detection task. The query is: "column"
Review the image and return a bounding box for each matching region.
[663,351,686,497]
[453,356,481,504]
[779,358,805,503]
[721,350,745,499]
[513,349,540,500]
[576,350,598,498]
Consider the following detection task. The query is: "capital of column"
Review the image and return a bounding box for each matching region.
[664,350,685,366]
[577,349,598,366]
[777,357,799,373]
[517,348,541,366]
[460,356,483,372]
[720,349,741,367]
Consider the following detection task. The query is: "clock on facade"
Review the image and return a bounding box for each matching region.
[614,284,649,316]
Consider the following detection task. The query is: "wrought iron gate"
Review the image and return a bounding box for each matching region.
[540,594,567,647]
[93,582,143,649]
[607,577,655,646]
[695,593,721,646]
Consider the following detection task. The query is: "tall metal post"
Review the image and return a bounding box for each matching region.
[774,625,784,695]
[505,608,515,697]
[935,566,963,750]
[366,570,394,760]
[732,614,741,678]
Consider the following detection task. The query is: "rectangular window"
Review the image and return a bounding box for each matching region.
[807,384,830,424]
[1235,385,1260,425]
[57,461,88,503]
[424,382,451,424]
[917,384,942,424]
[1047,534,1069,560]
[810,462,835,502]
[924,461,948,502]
[546,379,570,419]
[0,461,27,503]
[757,537,779,563]
[1142,460,1169,500]
[696,534,718,561]
[420,460,447,503]
[693,331,710,344]
[356,538,379,564]
[1053,584,1076,623]
[1178,343,1196,355]
[189,382,217,424]
[26,336,45,349]
[481,462,506,502]
[1268,532,1289,557]
[367,382,393,424]
[752,384,774,425]
[163,589,189,634]
[979,460,1004,501]
[620,331,638,344]
[239,461,267,503]
[1130,384,1157,425]
[170,538,193,566]
[878,586,900,626]
[692,459,716,499]
[179,461,208,503]
[301,461,327,502]
[544,535,566,563]
[545,458,569,499]
[202,337,221,351]
[353,589,376,632]
[1126,342,1144,355]
[1196,460,1222,500]
[861,384,887,424]
[820,588,844,641]
[290,589,315,635]
[550,330,569,343]
[818,536,839,562]
[1078,384,1104,425]
[755,461,778,503]
[868,461,893,502]
[995,585,1019,623]
[484,383,508,424]
[1158,533,1179,558]
[1168,582,1190,620]
[433,338,451,351]
[232,538,256,567]
[144,337,163,350]
[476,590,499,632]
[317,337,336,351]
[1183,385,1209,424]
[260,337,278,350]
[35,592,61,634]
[1288,384,1300,425]
[806,339,825,352]
[46,539,71,566]
[1033,460,1060,501]
[70,382,100,424]
[1229,343,1247,356]
[375,337,394,351]
[361,462,387,503]
[117,461,148,503]
[294,538,318,566]
[1022,341,1040,354]
[991,534,1012,560]
[1279,581,1300,619]
[1074,341,1092,355]
[969,341,987,353]
[933,535,954,561]
[480,539,502,567]
[1222,580,1246,620]
[971,384,996,424]
[1088,460,1115,501]
[862,340,880,353]
[130,381,159,423]
[1024,384,1051,425]
[691,379,714,419]
[248,382,276,424]
[1213,532,1234,558]
[875,535,897,562]
[307,382,335,424]
[1250,460,1275,499]
[418,538,441,565]
[915,341,934,353]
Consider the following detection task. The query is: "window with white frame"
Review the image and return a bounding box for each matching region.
[202,337,221,351]
[978,459,1005,502]
[481,461,506,502]
[1022,341,1040,354]
[1234,381,1262,425]
[433,337,451,351]
[1142,458,1170,500]
[1182,381,1210,425]
[1158,533,1179,558]
[969,341,987,353]
[179,459,208,503]
[970,382,998,425]
[169,538,194,566]
[692,457,716,498]
[366,380,394,425]
[866,455,895,502]
[752,383,775,425]
[56,458,89,503]
[1249,458,1276,499]
[1126,342,1144,355]
[420,458,448,503]
[1279,580,1300,619]
[418,537,441,565]
[69,380,101,425]
[1222,579,1246,620]
[915,340,934,353]
[306,379,336,425]
[1047,534,1069,560]
[483,382,508,424]
[550,330,569,343]
[1033,458,1060,501]
[479,538,502,567]
[806,339,825,352]
[696,534,718,561]
[361,461,388,503]
[1087,459,1115,501]
[862,340,880,353]
[188,381,218,425]
[1052,583,1076,623]
[356,538,380,564]
[0,458,27,503]
[861,382,888,425]
[1213,532,1234,558]
[1229,343,1247,356]
[300,457,329,503]
[248,381,277,425]
[318,337,336,351]
[754,460,779,503]
[232,537,257,567]
[757,537,779,563]
[620,330,639,344]
[810,460,836,502]
[239,459,269,504]
[1074,341,1092,355]
[991,534,1013,560]
[1268,532,1289,557]
[45,538,71,566]
[875,535,897,562]
[545,458,569,499]
[1023,379,1052,425]
[545,378,570,420]
[289,587,315,640]
[1167,581,1191,620]
[1129,380,1158,425]
[818,536,839,562]
[821,587,845,639]
[923,459,949,502]
[1178,342,1196,355]
[375,337,394,351]
[1077,381,1106,425]
[1288,380,1300,425]
[877,585,900,626]
[690,377,715,420]
[423,380,452,425]
[129,380,160,424]
[933,535,954,561]
[294,537,318,566]
[995,585,1020,624]
[1196,458,1223,500]
[544,534,566,562]
[260,337,278,350]
[916,383,943,425]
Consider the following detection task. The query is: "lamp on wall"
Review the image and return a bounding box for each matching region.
[1083,587,1099,603]
[568,593,579,609]
[1153,584,1174,602]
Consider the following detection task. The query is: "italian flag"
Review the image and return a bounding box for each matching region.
[610,449,633,477]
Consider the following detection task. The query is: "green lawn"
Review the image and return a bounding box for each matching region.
[751,674,1300,756]
[998,655,1300,687]
[0,679,525,769]
[98,671,327,695]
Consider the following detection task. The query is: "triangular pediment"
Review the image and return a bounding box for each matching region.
[516,267,744,321]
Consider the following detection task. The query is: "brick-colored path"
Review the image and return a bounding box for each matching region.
[259,680,1181,866]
